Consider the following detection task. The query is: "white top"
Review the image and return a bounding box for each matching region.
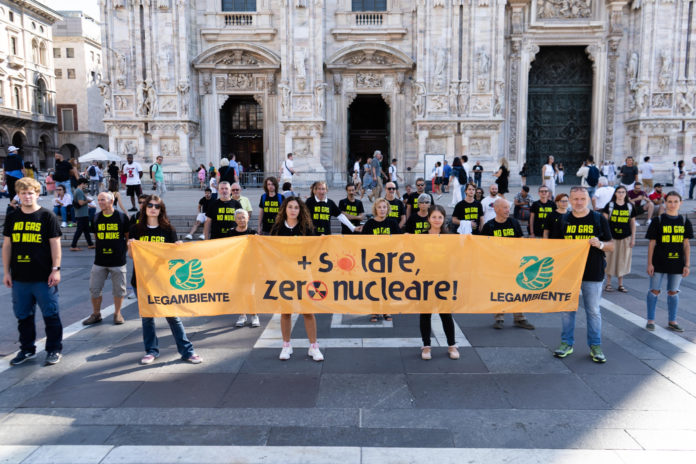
[481,196,509,223]
[353,161,361,174]
[689,161,696,177]
[209,177,217,193]
[543,164,555,179]
[576,165,589,187]
[435,165,443,177]
[123,162,143,185]
[53,193,72,207]
[462,162,472,177]
[281,158,294,178]
[640,162,654,179]
[593,186,614,210]
[389,165,397,181]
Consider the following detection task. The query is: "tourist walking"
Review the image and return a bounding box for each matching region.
[123,154,143,211]
[541,155,557,196]
[69,178,95,251]
[493,158,510,196]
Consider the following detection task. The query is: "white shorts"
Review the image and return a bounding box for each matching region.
[196,213,206,223]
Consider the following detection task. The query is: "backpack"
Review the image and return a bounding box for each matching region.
[457,166,467,185]
[559,211,603,239]
[586,165,600,187]
[149,163,156,177]
[88,165,97,178]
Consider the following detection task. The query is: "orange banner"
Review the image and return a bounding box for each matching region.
[131,235,590,317]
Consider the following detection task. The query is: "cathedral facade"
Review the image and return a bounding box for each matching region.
[100,0,692,185]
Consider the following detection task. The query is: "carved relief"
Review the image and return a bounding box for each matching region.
[292,95,312,113]
[629,83,649,114]
[159,96,177,113]
[647,136,669,156]
[209,51,260,66]
[429,95,447,112]
[227,73,254,89]
[342,52,394,66]
[356,72,384,88]
[395,72,405,94]
[119,139,138,156]
[426,137,446,154]
[537,0,592,20]
[471,95,491,113]
[114,95,129,111]
[333,73,342,95]
[658,50,673,90]
[676,84,695,115]
[201,73,212,94]
[292,138,312,158]
[216,77,225,91]
[651,93,673,109]
[469,138,491,157]
[160,139,180,157]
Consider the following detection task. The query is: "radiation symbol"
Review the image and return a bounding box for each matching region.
[306,281,328,301]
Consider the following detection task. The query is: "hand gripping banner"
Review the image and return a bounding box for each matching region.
[131,235,590,317]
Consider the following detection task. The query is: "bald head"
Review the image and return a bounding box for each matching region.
[494,198,510,221]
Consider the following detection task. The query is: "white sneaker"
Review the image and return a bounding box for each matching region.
[251,315,260,327]
[127,292,137,300]
[646,219,652,227]
[61,222,67,228]
[184,234,193,240]
[236,315,247,327]
[308,343,324,362]
[635,221,641,226]
[279,343,293,360]
[198,234,205,240]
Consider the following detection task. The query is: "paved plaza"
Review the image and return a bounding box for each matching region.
[0,187,695,463]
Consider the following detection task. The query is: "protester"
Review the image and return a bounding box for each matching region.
[82,191,130,326]
[122,154,143,211]
[592,177,614,211]
[128,195,203,365]
[645,191,692,332]
[384,181,407,230]
[481,184,502,223]
[529,186,553,238]
[602,186,637,293]
[627,182,655,226]
[230,182,252,217]
[69,178,95,251]
[419,205,459,360]
[474,187,484,202]
[493,158,510,196]
[129,194,148,228]
[542,155,557,196]
[404,193,431,234]
[481,198,535,330]
[230,209,260,328]
[619,156,638,189]
[257,177,284,235]
[3,146,24,199]
[640,156,654,190]
[513,185,533,222]
[542,193,569,239]
[3,177,63,366]
[151,155,166,197]
[270,197,323,361]
[402,184,412,204]
[280,152,295,184]
[52,184,73,228]
[452,183,484,234]
[472,161,483,188]
[305,181,356,235]
[185,188,213,240]
[551,186,613,363]
[338,184,365,234]
[204,181,242,239]
[406,178,435,218]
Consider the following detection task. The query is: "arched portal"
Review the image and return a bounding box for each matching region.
[220,96,264,171]
[347,94,389,174]
[59,143,79,159]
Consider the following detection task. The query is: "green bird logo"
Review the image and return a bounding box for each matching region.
[516,256,554,291]
[168,259,205,291]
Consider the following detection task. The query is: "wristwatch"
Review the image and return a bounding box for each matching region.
[599,242,604,250]
[52,266,61,271]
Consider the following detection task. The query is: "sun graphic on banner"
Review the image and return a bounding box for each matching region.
[335,253,356,273]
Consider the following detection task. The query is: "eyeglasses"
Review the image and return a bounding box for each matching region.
[420,202,431,205]
[146,203,161,209]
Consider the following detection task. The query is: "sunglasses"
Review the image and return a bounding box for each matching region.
[386,187,396,191]
[416,184,425,187]
[231,189,240,191]
[146,203,161,209]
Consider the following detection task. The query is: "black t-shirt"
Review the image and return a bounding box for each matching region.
[620,165,638,185]
[305,197,341,235]
[53,160,73,181]
[551,211,612,282]
[338,197,365,234]
[481,217,524,238]
[362,217,402,235]
[129,224,178,243]
[404,213,431,234]
[218,165,236,183]
[107,164,119,178]
[92,210,129,267]
[229,228,257,236]
[603,202,637,240]
[646,214,694,274]
[129,211,141,228]
[199,196,211,214]
[258,193,283,233]
[206,198,242,239]
[406,192,435,212]
[452,199,483,233]
[3,207,61,282]
[4,154,23,173]
[530,200,554,236]
[387,198,405,221]
[473,164,483,179]
[544,210,564,235]
[273,222,305,236]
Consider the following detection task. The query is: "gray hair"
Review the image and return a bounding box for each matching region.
[597,176,608,186]
[98,191,114,202]
[235,209,248,219]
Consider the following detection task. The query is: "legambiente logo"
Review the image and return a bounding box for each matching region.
[169,259,205,291]
[516,256,554,291]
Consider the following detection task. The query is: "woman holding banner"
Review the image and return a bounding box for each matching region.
[420,205,459,360]
[128,195,203,365]
[270,197,324,362]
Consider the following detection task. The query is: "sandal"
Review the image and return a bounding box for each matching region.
[617,285,628,293]
[383,314,392,321]
[370,315,379,323]
[604,284,614,292]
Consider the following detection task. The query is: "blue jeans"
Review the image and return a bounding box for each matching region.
[460,185,467,200]
[141,317,195,359]
[647,273,683,322]
[561,281,603,347]
[587,186,596,200]
[53,205,68,223]
[12,281,62,353]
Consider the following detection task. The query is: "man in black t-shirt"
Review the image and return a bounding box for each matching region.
[550,186,613,363]
[385,182,406,230]
[204,181,242,239]
[338,184,365,234]
[53,152,78,194]
[481,198,535,330]
[452,183,484,234]
[529,186,553,238]
[82,191,131,326]
[2,177,63,366]
[305,181,355,235]
[405,177,435,218]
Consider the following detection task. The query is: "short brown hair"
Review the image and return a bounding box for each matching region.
[15,177,41,194]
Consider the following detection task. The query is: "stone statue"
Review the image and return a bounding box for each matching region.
[434,47,447,77]
[145,80,157,116]
[477,49,490,76]
[279,81,291,117]
[448,83,459,113]
[333,73,342,95]
[457,82,469,114]
[676,84,694,115]
[178,79,190,116]
[314,83,326,115]
[658,50,673,89]
[115,52,127,88]
[412,81,426,117]
[98,81,111,99]
[136,81,146,116]
[493,81,504,116]
[635,84,649,113]
[627,52,638,90]
[294,48,307,80]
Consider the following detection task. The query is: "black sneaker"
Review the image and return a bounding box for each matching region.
[493,320,504,330]
[45,352,62,365]
[10,350,36,366]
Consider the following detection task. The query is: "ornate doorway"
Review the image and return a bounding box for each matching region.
[526,47,592,185]
[220,96,264,171]
[347,94,389,176]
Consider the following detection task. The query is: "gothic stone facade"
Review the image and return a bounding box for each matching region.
[100,0,692,184]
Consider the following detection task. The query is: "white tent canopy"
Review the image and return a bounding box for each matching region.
[78,147,123,163]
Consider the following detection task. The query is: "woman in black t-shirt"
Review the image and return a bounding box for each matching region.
[230,209,260,328]
[602,186,637,293]
[404,193,431,234]
[493,158,510,196]
[645,191,693,332]
[542,193,569,239]
[419,205,459,361]
[128,195,202,365]
[269,197,324,362]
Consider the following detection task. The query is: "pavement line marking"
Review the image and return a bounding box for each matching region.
[600,298,696,356]
[0,299,136,374]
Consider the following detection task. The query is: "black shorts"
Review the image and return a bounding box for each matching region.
[126,184,142,197]
[635,203,645,216]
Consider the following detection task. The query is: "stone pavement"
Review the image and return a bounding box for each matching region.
[0,187,695,463]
